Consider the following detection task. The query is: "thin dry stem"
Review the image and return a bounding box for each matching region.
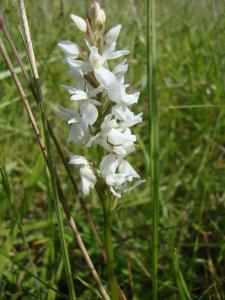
[2,26,30,85]
[18,0,39,79]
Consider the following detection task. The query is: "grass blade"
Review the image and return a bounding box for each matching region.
[147,0,159,299]
[173,249,192,300]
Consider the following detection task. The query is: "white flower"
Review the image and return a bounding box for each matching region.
[87,41,129,72]
[65,57,91,77]
[94,67,139,105]
[62,86,101,127]
[59,107,91,144]
[70,90,100,126]
[108,127,136,146]
[69,155,96,195]
[71,14,87,32]
[112,105,143,127]
[108,82,140,106]
[86,114,116,151]
[87,114,137,157]
[100,154,140,197]
[67,123,91,145]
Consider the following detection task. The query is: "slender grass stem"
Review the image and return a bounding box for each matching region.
[147,0,159,299]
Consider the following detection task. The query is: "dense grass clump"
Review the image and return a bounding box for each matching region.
[0,0,225,299]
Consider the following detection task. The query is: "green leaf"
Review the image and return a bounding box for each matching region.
[173,249,192,300]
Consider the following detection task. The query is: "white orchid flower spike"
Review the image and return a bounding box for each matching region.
[58,1,144,197]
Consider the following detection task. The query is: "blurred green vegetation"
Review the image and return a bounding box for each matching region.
[0,0,225,299]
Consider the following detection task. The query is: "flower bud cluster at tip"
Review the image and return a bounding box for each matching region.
[58,1,144,198]
[88,2,106,31]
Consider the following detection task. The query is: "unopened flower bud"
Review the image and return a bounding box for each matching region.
[96,9,106,29]
[71,14,87,32]
[88,2,101,21]
[88,2,105,30]
[86,19,95,44]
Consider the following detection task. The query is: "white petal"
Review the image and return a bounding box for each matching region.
[113,144,135,157]
[58,40,79,58]
[108,83,140,105]
[109,50,130,60]
[81,103,98,126]
[67,123,90,145]
[127,179,146,192]
[94,67,116,87]
[71,14,87,32]
[121,91,140,105]
[108,128,124,145]
[105,24,122,45]
[100,154,118,178]
[81,166,96,184]
[108,128,136,146]
[113,60,128,82]
[101,114,117,132]
[118,160,140,179]
[71,90,88,101]
[106,173,128,186]
[66,57,91,74]
[112,105,129,121]
[80,166,96,195]
[107,83,124,104]
[112,105,143,126]
[59,106,78,121]
[89,46,105,69]
[102,42,117,60]
[113,60,127,75]
[69,155,88,166]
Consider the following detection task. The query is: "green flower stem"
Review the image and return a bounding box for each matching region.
[147,0,159,299]
[101,196,119,300]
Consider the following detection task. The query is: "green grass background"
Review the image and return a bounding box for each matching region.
[0,0,225,299]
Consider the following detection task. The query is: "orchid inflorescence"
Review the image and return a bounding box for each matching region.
[58,1,144,198]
